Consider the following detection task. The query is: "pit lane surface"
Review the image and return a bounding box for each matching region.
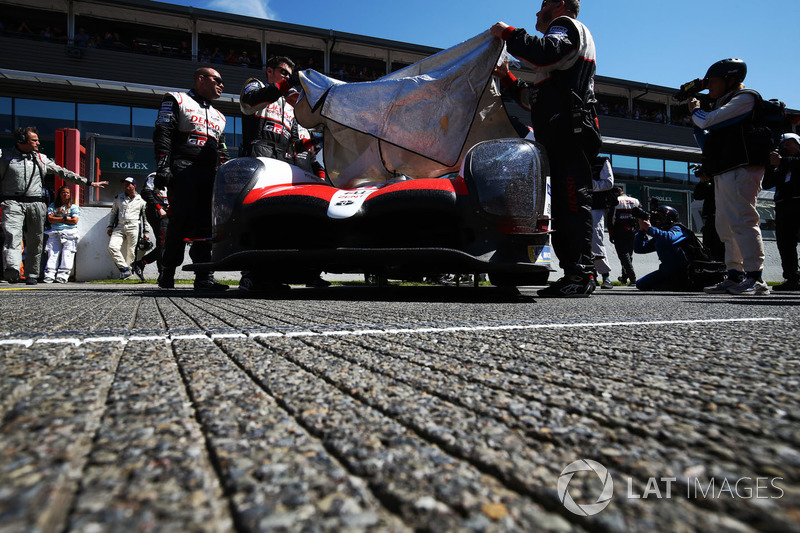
[1,283,799,532]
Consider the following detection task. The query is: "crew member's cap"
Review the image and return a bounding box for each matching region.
[121,176,136,185]
[780,133,800,146]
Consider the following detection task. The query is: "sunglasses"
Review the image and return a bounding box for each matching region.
[278,68,292,77]
[203,75,224,86]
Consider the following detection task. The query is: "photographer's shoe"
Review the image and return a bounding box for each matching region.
[773,279,800,291]
[727,277,770,295]
[537,273,595,298]
[703,278,739,294]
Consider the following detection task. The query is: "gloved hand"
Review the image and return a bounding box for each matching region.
[154,166,172,189]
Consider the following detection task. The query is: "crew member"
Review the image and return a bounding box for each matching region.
[154,67,229,291]
[491,0,602,297]
[240,56,297,159]
[1,126,106,284]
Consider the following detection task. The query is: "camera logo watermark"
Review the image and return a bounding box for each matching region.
[557,459,785,516]
[557,459,614,516]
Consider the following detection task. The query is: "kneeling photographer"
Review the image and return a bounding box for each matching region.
[633,206,694,291]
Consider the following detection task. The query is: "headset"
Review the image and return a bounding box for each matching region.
[14,128,29,145]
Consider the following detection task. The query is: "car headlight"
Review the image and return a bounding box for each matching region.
[463,138,546,221]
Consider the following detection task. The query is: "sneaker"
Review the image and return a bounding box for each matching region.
[601,278,613,289]
[55,278,68,284]
[703,278,740,294]
[773,279,800,292]
[727,277,770,295]
[194,274,229,292]
[25,277,38,286]
[537,274,595,298]
[43,278,55,284]
[158,268,175,289]
[119,268,133,280]
[132,261,145,282]
[617,276,628,285]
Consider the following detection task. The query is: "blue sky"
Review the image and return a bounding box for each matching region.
[162,0,800,110]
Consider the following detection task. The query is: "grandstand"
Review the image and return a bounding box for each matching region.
[1,0,796,230]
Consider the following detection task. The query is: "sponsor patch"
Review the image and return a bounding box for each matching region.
[547,25,569,37]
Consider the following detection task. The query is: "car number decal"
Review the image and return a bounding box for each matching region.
[327,188,377,219]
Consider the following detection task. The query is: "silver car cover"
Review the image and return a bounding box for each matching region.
[295,31,519,189]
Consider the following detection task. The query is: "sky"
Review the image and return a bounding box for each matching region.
[160,0,800,110]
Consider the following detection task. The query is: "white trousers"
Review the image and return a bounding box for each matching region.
[591,209,611,276]
[108,225,138,270]
[714,166,765,273]
[44,228,79,282]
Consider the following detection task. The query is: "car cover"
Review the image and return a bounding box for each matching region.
[295,31,519,188]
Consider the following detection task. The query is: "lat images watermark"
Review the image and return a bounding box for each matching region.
[558,460,785,516]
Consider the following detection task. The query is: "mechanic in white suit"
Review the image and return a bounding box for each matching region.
[106,177,149,279]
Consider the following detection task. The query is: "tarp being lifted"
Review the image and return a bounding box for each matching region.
[295,31,519,189]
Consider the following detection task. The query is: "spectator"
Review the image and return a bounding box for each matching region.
[225,48,237,65]
[42,185,80,283]
[491,0,601,297]
[633,205,692,291]
[211,47,225,64]
[689,59,769,295]
[153,67,229,291]
[1,126,106,284]
[74,27,89,47]
[106,177,149,280]
[763,133,800,291]
[199,47,211,63]
[608,186,648,285]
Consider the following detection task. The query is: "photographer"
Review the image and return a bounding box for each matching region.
[763,133,800,291]
[687,59,769,295]
[691,165,724,262]
[633,206,692,291]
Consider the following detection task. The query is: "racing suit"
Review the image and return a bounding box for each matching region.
[608,194,647,284]
[139,173,169,272]
[1,147,90,281]
[240,78,297,160]
[153,89,228,281]
[498,15,601,278]
[692,89,765,276]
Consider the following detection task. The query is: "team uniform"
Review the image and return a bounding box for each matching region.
[498,16,602,294]
[240,78,297,160]
[608,194,647,285]
[153,89,228,286]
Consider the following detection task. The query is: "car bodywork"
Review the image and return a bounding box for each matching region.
[193,138,553,286]
[188,32,554,287]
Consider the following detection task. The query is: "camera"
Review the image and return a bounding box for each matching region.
[673,78,705,102]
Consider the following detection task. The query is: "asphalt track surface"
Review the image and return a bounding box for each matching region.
[1,282,799,532]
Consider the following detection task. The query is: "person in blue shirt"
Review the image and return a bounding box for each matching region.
[43,185,81,283]
[633,205,692,291]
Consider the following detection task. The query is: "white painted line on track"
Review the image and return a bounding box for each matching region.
[0,317,781,348]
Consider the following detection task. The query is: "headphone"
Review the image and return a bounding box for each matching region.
[14,128,29,145]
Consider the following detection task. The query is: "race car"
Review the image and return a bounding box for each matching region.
[189,137,553,288]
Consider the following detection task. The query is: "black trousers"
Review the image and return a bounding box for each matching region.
[614,230,637,281]
[162,164,213,270]
[541,138,595,276]
[775,199,800,280]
